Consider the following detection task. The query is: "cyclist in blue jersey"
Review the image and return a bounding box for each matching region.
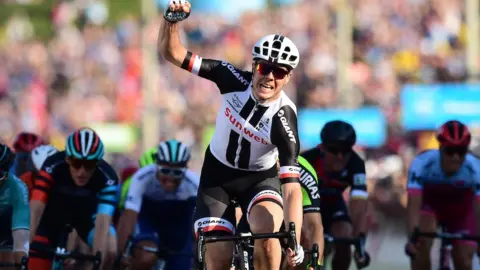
[29,128,119,270]
[406,120,480,270]
[117,139,199,270]
[0,144,30,268]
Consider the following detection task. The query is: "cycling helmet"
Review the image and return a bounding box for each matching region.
[436,120,471,147]
[252,34,300,70]
[13,132,45,152]
[156,139,191,167]
[65,127,104,160]
[139,147,158,168]
[31,145,59,171]
[0,144,15,171]
[320,120,357,147]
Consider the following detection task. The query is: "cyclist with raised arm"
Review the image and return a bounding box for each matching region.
[301,121,369,270]
[29,128,118,270]
[406,120,480,270]
[117,140,198,270]
[158,1,304,269]
[0,144,30,269]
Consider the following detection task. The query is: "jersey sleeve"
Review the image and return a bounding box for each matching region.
[407,152,429,195]
[31,166,56,203]
[349,154,368,199]
[124,168,150,213]
[271,105,300,184]
[119,177,133,209]
[180,52,251,94]
[298,156,321,213]
[96,164,119,217]
[11,177,30,231]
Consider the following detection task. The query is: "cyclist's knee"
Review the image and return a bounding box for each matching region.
[249,201,283,234]
[330,221,352,238]
[103,235,118,267]
[205,242,233,270]
[132,241,158,268]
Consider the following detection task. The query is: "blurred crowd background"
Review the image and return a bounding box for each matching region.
[1,0,479,268]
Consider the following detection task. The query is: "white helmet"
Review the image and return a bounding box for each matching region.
[252,34,300,69]
[31,145,58,171]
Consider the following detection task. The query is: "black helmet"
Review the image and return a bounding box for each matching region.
[320,120,356,147]
[0,144,15,171]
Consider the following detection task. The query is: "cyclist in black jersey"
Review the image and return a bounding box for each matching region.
[301,121,369,270]
[159,1,304,269]
[29,128,118,270]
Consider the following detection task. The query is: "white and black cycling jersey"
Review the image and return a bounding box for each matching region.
[181,52,300,183]
[125,164,199,213]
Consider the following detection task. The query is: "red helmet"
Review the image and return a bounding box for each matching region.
[13,132,45,152]
[436,120,471,147]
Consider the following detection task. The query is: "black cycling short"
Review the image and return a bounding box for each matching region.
[0,208,13,250]
[194,147,282,236]
[321,198,352,234]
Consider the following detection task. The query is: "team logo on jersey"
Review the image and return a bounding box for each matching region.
[224,107,268,145]
[221,61,249,86]
[299,169,320,199]
[277,110,296,143]
[256,118,270,134]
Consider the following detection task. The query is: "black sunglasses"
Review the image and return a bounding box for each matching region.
[324,145,352,155]
[442,146,468,156]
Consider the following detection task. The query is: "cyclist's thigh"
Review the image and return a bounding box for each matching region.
[193,149,236,236]
[239,175,283,232]
[323,198,352,236]
[442,206,477,248]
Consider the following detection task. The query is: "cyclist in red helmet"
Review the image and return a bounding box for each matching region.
[11,132,45,177]
[406,120,480,270]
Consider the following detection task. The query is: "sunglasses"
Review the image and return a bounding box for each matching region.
[324,145,352,155]
[442,146,468,156]
[256,63,290,79]
[157,166,185,179]
[66,158,97,170]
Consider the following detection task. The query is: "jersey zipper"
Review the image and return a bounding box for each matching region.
[234,98,258,167]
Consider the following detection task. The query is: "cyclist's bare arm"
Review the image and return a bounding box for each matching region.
[118,171,147,252]
[303,213,324,262]
[117,210,139,252]
[350,199,368,235]
[157,2,190,67]
[29,200,46,241]
[349,167,368,236]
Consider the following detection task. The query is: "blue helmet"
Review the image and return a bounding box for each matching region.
[156,139,191,167]
[65,128,104,160]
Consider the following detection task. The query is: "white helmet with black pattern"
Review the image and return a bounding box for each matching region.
[252,34,300,69]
